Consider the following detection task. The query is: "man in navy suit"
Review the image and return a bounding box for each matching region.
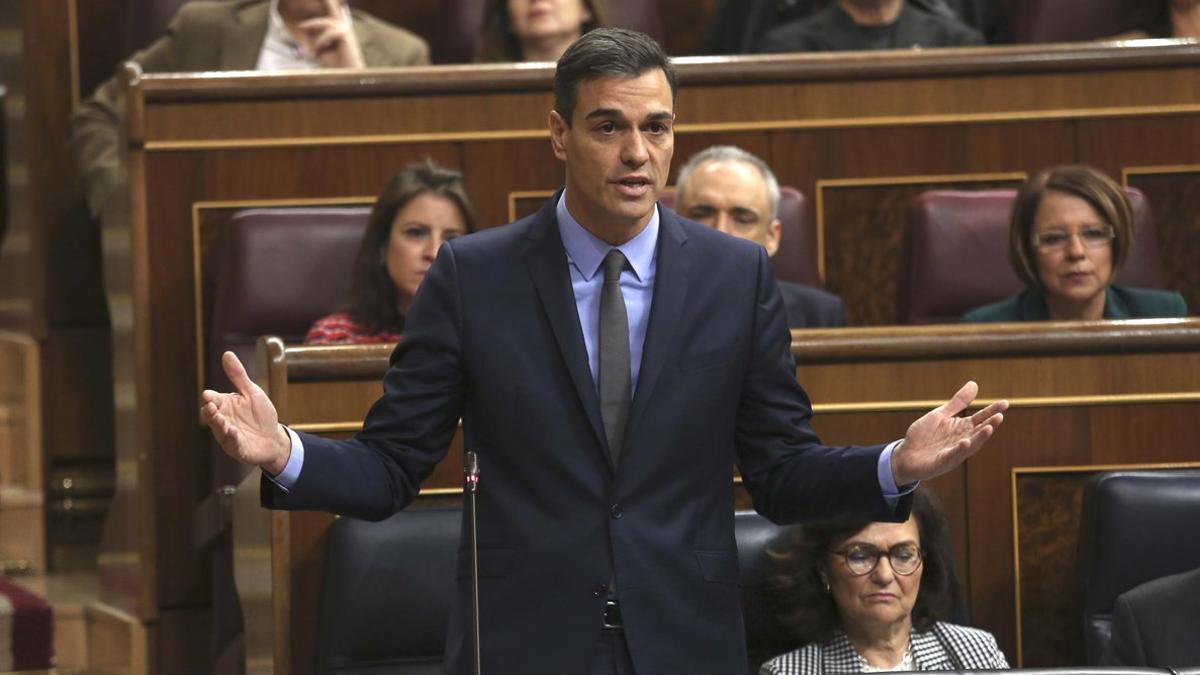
[674,145,848,328]
[202,28,1007,675]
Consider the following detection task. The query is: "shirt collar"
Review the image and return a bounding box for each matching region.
[556,191,658,282]
[267,0,294,48]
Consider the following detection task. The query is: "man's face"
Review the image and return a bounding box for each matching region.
[549,70,675,240]
[676,159,781,256]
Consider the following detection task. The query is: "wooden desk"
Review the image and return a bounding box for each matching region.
[240,320,1200,673]
[107,43,1200,670]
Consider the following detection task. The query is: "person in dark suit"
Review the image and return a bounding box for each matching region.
[673,145,847,329]
[202,28,1008,675]
[757,0,983,53]
[963,165,1187,322]
[1103,567,1200,668]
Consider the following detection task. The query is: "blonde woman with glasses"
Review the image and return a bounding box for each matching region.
[964,165,1187,322]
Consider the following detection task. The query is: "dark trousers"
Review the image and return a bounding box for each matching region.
[591,629,636,675]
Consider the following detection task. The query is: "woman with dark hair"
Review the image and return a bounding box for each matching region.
[963,165,1186,322]
[305,160,477,344]
[474,0,607,63]
[760,489,1007,674]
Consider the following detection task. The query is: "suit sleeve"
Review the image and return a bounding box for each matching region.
[734,248,909,524]
[1102,593,1148,666]
[261,243,466,520]
[69,7,192,219]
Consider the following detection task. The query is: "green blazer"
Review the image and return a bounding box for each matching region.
[962,285,1188,322]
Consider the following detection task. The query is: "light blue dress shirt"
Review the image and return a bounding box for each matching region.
[271,192,907,499]
[556,192,657,393]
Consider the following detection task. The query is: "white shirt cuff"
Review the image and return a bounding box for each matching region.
[878,440,918,504]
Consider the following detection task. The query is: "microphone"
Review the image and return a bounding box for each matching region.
[464,451,482,675]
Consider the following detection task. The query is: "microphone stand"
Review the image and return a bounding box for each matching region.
[464,451,482,675]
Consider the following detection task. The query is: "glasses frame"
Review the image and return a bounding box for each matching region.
[828,543,924,577]
[1029,223,1116,252]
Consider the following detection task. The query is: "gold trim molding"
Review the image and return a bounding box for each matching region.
[815,391,1200,414]
[142,103,1200,153]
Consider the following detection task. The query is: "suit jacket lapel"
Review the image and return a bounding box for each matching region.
[626,208,688,436]
[524,200,609,460]
[223,1,270,70]
[351,12,380,65]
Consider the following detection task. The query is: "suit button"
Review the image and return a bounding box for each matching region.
[610,503,623,519]
[592,583,608,598]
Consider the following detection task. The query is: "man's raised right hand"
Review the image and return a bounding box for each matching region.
[201,351,292,476]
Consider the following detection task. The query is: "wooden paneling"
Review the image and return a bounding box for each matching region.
[242,323,1200,672]
[110,44,1200,672]
[1124,169,1200,313]
[462,140,564,228]
[818,175,1024,325]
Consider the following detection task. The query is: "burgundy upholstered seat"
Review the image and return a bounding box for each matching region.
[207,207,370,396]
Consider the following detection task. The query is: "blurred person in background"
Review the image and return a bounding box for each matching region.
[756,0,983,53]
[71,0,429,229]
[475,0,607,62]
[305,160,477,344]
[963,165,1187,322]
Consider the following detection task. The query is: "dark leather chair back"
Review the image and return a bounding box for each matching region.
[899,187,1164,324]
[316,508,461,675]
[208,207,370,393]
[313,508,795,673]
[1077,470,1200,665]
[735,511,795,670]
[661,186,821,288]
[1004,0,1132,43]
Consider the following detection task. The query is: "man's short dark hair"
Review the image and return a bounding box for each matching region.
[553,27,678,127]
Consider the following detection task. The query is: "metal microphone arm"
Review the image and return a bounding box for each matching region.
[464,451,482,675]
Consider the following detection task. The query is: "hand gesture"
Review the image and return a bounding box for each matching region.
[201,351,292,476]
[298,0,365,68]
[892,381,1008,486]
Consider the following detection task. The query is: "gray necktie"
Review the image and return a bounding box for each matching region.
[599,249,631,466]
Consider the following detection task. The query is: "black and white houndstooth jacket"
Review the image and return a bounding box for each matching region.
[759,622,1009,674]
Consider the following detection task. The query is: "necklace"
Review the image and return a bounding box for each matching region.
[857,640,914,672]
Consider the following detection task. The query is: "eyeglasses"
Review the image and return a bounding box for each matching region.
[1030,225,1115,252]
[829,543,923,576]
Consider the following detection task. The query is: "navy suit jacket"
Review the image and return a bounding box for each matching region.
[778,280,847,328]
[263,199,907,675]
